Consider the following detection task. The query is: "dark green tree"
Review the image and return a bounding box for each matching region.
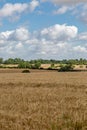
[58,64,74,72]
[32,62,41,69]
[0,58,3,64]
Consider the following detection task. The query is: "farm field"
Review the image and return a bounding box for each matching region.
[1,63,87,70]
[0,69,87,129]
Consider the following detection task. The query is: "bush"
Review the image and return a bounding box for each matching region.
[30,62,41,69]
[18,62,31,69]
[40,67,44,69]
[33,62,41,69]
[47,67,53,70]
[58,64,74,72]
[22,69,30,73]
[80,65,83,68]
[0,65,3,68]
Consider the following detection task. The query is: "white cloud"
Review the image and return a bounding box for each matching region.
[53,6,69,14]
[0,3,28,17]
[15,42,23,49]
[78,32,87,41]
[53,6,74,15]
[42,0,87,24]
[9,28,30,41]
[0,24,87,59]
[0,1,39,19]
[0,27,30,41]
[41,24,78,41]
[73,45,87,53]
[63,3,87,24]
[29,0,39,12]
[0,30,14,40]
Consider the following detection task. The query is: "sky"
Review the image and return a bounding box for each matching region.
[0,0,87,60]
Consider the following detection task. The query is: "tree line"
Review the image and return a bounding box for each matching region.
[0,57,87,69]
[0,58,87,65]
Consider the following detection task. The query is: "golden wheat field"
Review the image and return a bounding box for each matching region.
[0,69,87,130]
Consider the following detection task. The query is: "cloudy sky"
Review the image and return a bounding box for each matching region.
[0,0,87,60]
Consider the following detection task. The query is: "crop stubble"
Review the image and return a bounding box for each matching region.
[0,69,87,129]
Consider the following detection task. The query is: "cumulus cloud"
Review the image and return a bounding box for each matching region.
[52,3,87,24]
[8,28,30,41]
[53,6,69,14]
[0,24,87,59]
[78,32,87,41]
[73,45,87,53]
[0,3,28,17]
[42,0,87,24]
[53,6,75,15]
[0,0,39,19]
[29,0,39,12]
[41,24,78,41]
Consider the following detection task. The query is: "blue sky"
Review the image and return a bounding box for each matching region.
[0,0,87,60]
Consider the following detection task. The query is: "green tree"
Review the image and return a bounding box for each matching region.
[18,61,31,68]
[18,62,26,68]
[32,62,41,69]
[0,58,3,64]
[58,64,74,72]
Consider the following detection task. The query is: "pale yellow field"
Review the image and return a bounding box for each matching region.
[2,63,87,70]
[0,69,87,130]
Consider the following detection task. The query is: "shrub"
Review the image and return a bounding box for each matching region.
[33,62,41,69]
[40,67,44,69]
[58,64,74,72]
[30,62,41,69]
[0,65,3,68]
[80,65,83,68]
[47,67,53,70]
[22,69,30,73]
[18,62,31,69]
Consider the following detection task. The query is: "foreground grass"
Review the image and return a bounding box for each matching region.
[0,70,87,129]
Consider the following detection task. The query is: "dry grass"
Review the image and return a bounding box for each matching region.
[0,69,87,130]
